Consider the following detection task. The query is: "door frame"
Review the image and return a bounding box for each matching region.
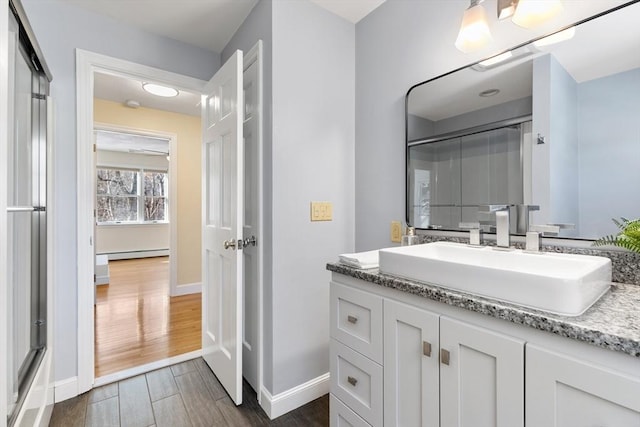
[75,49,208,393]
[75,47,264,399]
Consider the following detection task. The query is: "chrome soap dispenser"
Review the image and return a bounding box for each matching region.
[401,227,419,246]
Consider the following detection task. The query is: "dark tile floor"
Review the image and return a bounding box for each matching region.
[49,358,328,427]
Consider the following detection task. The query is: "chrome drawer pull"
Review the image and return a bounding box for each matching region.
[347,315,358,324]
[423,341,432,357]
[347,376,358,387]
[441,349,450,365]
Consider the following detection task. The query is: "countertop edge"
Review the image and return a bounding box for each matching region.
[326,262,640,358]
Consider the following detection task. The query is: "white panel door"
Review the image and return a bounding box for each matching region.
[202,50,244,405]
[440,317,525,427]
[383,300,439,427]
[242,53,259,392]
[526,344,640,427]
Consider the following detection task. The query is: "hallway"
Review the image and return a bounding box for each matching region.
[95,256,201,377]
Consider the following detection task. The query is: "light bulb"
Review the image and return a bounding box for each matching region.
[512,0,563,28]
[455,1,493,53]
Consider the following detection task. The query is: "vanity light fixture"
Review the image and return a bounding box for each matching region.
[142,82,179,97]
[458,0,565,52]
[455,0,493,53]
[511,0,563,28]
[533,26,576,47]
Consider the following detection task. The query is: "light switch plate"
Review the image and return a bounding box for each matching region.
[310,202,333,221]
[391,221,402,243]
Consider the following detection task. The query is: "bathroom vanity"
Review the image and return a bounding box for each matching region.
[326,262,640,427]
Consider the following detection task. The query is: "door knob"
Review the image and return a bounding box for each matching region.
[224,239,237,250]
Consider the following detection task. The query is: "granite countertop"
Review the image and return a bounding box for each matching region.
[327,262,640,358]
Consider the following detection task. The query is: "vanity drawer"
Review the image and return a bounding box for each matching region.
[330,282,383,363]
[330,339,383,427]
[330,394,372,427]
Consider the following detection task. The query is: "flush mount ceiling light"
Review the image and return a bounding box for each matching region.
[511,0,563,28]
[142,82,179,97]
[455,0,493,53]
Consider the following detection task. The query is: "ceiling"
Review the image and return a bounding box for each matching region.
[61,0,386,54]
[95,129,170,155]
[94,72,201,117]
[83,0,386,117]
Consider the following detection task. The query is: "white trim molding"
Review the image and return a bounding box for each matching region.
[76,49,206,394]
[171,282,202,296]
[94,350,202,388]
[259,373,330,420]
[54,377,79,404]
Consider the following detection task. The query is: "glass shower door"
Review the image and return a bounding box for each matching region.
[6,6,48,424]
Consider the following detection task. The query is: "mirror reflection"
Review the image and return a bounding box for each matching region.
[406,2,640,240]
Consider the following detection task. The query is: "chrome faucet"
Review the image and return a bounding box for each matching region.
[479,205,511,248]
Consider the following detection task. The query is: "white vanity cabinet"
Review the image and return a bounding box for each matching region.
[329,273,640,427]
[525,344,640,426]
[383,300,525,427]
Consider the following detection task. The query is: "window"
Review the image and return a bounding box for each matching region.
[97,167,168,223]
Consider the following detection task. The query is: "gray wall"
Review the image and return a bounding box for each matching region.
[578,67,640,238]
[354,0,629,251]
[21,0,220,382]
[548,55,579,236]
[223,0,355,396]
[270,0,355,395]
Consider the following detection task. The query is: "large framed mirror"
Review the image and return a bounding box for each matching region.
[406,1,640,240]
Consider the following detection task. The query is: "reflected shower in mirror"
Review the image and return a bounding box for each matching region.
[406,1,640,240]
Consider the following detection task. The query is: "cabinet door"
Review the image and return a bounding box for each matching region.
[526,344,640,427]
[383,300,439,427]
[440,317,524,427]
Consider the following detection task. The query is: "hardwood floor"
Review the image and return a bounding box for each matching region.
[95,256,201,377]
[49,358,329,426]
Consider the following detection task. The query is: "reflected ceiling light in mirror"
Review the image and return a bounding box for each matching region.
[142,82,179,97]
[512,0,563,28]
[533,26,576,47]
[478,51,513,67]
[455,0,493,53]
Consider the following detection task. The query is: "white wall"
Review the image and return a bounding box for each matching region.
[354,0,630,251]
[20,0,219,383]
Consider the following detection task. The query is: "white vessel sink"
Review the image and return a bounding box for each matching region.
[378,242,612,316]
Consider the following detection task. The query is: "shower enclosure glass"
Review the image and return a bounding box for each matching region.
[6,1,51,424]
[408,121,529,229]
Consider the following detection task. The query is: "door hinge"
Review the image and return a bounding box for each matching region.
[93,143,97,153]
[32,93,46,100]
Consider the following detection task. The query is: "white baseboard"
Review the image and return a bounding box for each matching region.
[54,377,78,403]
[171,282,202,296]
[260,372,330,420]
[102,249,169,261]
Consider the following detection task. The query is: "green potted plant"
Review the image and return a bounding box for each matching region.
[593,217,640,254]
